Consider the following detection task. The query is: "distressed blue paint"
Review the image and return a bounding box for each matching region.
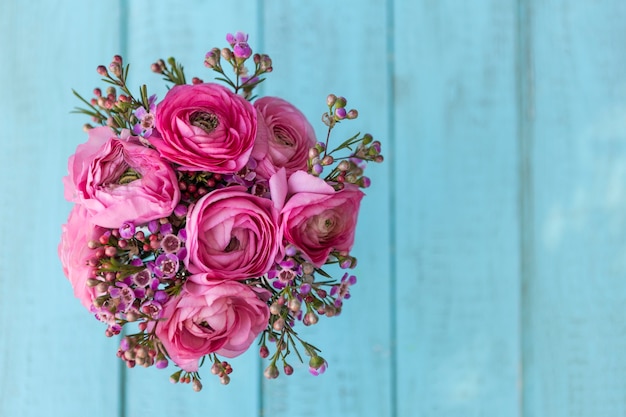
[393,1,521,416]
[522,1,626,416]
[2,1,626,416]
[0,2,124,417]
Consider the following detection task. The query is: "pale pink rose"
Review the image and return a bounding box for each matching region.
[153,83,257,173]
[58,205,106,309]
[156,280,270,372]
[251,97,316,180]
[280,171,364,267]
[63,126,180,228]
[185,186,280,279]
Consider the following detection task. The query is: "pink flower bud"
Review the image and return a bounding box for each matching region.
[273,317,285,331]
[335,107,347,120]
[260,345,270,358]
[221,48,233,60]
[264,364,279,379]
[192,379,203,392]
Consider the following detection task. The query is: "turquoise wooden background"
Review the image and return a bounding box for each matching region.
[1,0,626,416]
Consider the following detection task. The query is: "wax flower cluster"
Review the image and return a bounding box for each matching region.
[58,32,383,391]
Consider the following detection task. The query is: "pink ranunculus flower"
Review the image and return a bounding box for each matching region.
[63,126,180,228]
[156,280,270,372]
[251,96,317,180]
[280,171,364,267]
[185,185,280,280]
[58,204,106,309]
[152,83,257,173]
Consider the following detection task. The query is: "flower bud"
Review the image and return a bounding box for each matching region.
[326,94,337,107]
[97,65,108,76]
[337,160,350,171]
[221,48,233,61]
[321,155,334,166]
[151,62,163,73]
[312,163,323,176]
[308,147,320,159]
[109,62,122,77]
[335,96,347,108]
[260,345,270,358]
[86,278,101,287]
[273,317,285,331]
[192,379,203,392]
[269,303,282,316]
[264,364,279,379]
[347,109,358,119]
[260,54,272,71]
[334,107,347,120]
[284,364,294,376]
[288,298,301,313]
[308,355,328,376]
[303,312,319,326]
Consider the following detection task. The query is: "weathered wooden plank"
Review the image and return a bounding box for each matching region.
[522,1,626,416]
[260,1,393,416]
[393,1,521,416]
[121,2,263,416]
[0,2,124,417]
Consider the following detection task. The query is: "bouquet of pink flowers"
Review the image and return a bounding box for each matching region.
[59,32,383,391]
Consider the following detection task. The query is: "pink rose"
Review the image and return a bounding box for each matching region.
[251,97,316,180]
[280,171,364,267]
[63,126,180,228]
[58,205,106,309]
[153,83,257,173]
[185,186,280,280]
[156,280,270,372]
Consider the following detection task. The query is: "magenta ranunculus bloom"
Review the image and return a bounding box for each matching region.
[155,280,270,372]
[185,185,280,280]
[58,205,106,309]
[153,83,257,173]
[63,126,180,228]
[251,97,317,180]
[279,171,364,267]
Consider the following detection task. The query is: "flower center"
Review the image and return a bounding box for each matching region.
[224,236,240,253]
[117,167,142,184]
[274,127,294,147]
[190,111,219,133]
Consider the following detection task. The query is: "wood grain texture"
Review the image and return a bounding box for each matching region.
[121,2,263,416]
[260,1,393,416]
[393,1,521,416]
[522,1,626,416]
[3,1,626,416]
[0,2,124,417]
